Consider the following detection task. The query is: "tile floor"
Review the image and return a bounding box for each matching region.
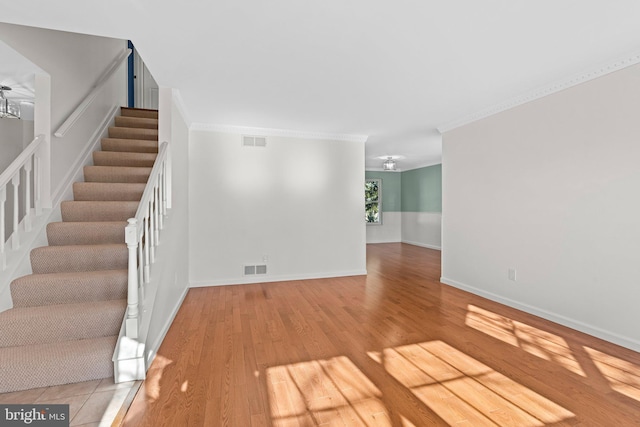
[0,378,140,426]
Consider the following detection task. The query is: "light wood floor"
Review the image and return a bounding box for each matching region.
[122,243,640,426]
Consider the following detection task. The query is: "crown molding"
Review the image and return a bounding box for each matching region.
[366,160,441,173]
[401,161,442,172]
[365,168,402,173]
[437,50,640,134]
[191,122,368,143]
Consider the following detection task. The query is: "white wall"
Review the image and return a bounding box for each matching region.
[0,118,34,243]
[367,212,402,243]
[189,131,366,285]
[0,23,126,198]
[401,212,441,250]
[442,64,640,350]
[0,119,28,172]
[143,90,190,361]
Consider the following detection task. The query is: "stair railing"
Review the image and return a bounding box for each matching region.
[0,134,46,270]
[124,141,169,339]
[54,48,132,138]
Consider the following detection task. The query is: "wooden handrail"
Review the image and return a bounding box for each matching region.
[54,48,132,138]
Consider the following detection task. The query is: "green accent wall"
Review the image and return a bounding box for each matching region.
[365,171,401,212]
[366,164,442,213]
[401,164,442,212]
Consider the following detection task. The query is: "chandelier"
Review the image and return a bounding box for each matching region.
[0,85,20,119]
[382,156,396,171]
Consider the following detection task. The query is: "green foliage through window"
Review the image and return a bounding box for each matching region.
[365,179,381,224]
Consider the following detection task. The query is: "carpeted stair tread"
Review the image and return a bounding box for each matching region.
[114,116,158,129]
[61,201,138,222]
[30,244,127,274]
[0,107,158,393]
[0,299,126,348]
[108,126,158,141]
[10,270,127,307]
[83,165,151,183]
[93,151,157,167]
[120,107,158,119]
[101,138,158,153]
[47,221,127,245]
[0,336,117,393]
[73,182,145,202]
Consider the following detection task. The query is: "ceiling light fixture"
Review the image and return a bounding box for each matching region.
[382,157,396,171]
[0,85,20,119]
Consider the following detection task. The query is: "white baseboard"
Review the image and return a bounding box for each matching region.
[190,269,368,288]
[366,239,402,244]
[145,286,189,367]
[402,240,441,250]
[440,276,640,352]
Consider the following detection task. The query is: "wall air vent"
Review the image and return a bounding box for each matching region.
[244,264,267,275]
[242,136,267,147]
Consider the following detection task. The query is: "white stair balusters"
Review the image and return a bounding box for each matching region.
[123,141,168,340]
[0,135,45,271]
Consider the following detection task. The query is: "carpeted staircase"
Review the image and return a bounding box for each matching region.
[0,107,158,393]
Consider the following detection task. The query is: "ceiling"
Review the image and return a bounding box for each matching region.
[3,1,640,170]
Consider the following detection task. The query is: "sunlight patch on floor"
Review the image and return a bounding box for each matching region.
[144,355,173,402]
[380,340,574,426]
[584,346,640,402]
[267,342,574,426]
[267,356,390,426]
[465,304,586,376]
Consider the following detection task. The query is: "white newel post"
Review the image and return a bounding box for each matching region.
[125,218,139,339]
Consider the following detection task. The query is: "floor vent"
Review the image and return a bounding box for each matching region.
[242,136,267,147]
[244,264,267,275]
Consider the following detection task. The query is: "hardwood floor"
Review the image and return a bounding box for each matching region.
[122,243,640,426]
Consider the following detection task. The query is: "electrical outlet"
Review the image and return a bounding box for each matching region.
[508,268,517,281]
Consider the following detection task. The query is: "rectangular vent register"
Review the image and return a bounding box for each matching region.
[243,136,267,147]
[244,264,268,275]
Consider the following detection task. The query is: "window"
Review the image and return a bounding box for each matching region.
[365,179,381,224]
